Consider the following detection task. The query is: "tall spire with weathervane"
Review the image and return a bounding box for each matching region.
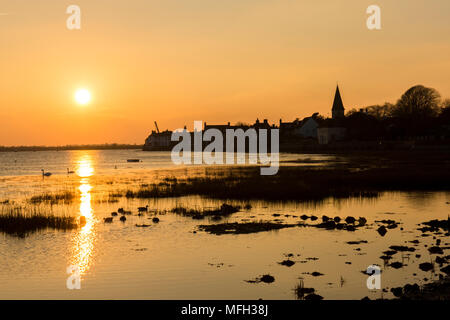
[332,85,345,119]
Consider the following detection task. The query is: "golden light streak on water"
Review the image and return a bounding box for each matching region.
[70,153,97,276]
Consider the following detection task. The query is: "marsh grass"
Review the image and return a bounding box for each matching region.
[171,203,240,220]
[121,156,450,201]
[29,191,76,204]
[294,280,315,299]
[198,220,303,235]
[0,206,78,238]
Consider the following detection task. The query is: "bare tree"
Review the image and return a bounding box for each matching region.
[392,85,441,119]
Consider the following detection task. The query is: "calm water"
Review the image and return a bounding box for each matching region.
[0,150,449,299]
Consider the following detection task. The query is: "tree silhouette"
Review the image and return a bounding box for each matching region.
[392,85,441,119]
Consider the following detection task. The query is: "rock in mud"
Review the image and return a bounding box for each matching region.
[377,226,388,236]
[391,287,403,297]
[279,260,295,267]
[260,274,275,283]
[389,245,415,252]
[304,293,323,300]
[419,262,434,272]
[389,262,405,269]
[345,216,356,224]
[435,256,447,265]
[441,265,450,275]
[428,246,444,255]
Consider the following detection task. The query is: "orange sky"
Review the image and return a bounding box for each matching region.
[1,0,450,146]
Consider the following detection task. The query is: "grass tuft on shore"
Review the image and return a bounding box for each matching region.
[198,221,303,235]
[171,203,240,220]
[0,207,78,238]
[29,191,76,204]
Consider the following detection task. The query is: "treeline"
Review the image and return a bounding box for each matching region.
[344,85,450,140]
[0,143,143,152]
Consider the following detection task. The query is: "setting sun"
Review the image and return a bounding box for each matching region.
[74,89,91,105]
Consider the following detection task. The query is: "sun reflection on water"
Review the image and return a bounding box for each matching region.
[70,153,97,276]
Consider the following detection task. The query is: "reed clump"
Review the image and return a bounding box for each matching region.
[171,203,240,220]
[0,206,78,238]
[29,191,76,204]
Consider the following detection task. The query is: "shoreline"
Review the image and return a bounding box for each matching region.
[0,144,143,152]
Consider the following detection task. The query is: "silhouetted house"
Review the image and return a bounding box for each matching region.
[204,122,236,134]
[204,119,274,133]
[345,111,383,140]
[318,125,346,144]
[279,113,319,139]
[143,130,173,151]
[332,85,345,119]
[298,113,319,138]
[279,118,301,138]
[253,118,273,130]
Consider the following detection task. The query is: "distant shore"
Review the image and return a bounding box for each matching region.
[0,144,144,152]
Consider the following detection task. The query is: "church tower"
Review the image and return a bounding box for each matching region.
[332,85,345,119]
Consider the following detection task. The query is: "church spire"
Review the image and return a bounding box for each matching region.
[332,85,345,119]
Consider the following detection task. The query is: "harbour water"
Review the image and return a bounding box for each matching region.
[0,150,449,299]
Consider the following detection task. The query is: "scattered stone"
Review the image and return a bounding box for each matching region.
[419,262,434,272]
[389,245,415,252]
[390,262,405,269]
[383,250,397,256]
[346,240,368,245]
[377,226,387,236]
[304,293,323,300]
[391,287,403,297]
[358,217,367,226]
[428,246,444,255]
[345,216,356,224]
[441,265,450,275]
[436,256,447,265]
[260,274,275,283]
[103,217,113,223]
[245,274,275,284]
[311,272,324,277]
[279,260,295,267]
